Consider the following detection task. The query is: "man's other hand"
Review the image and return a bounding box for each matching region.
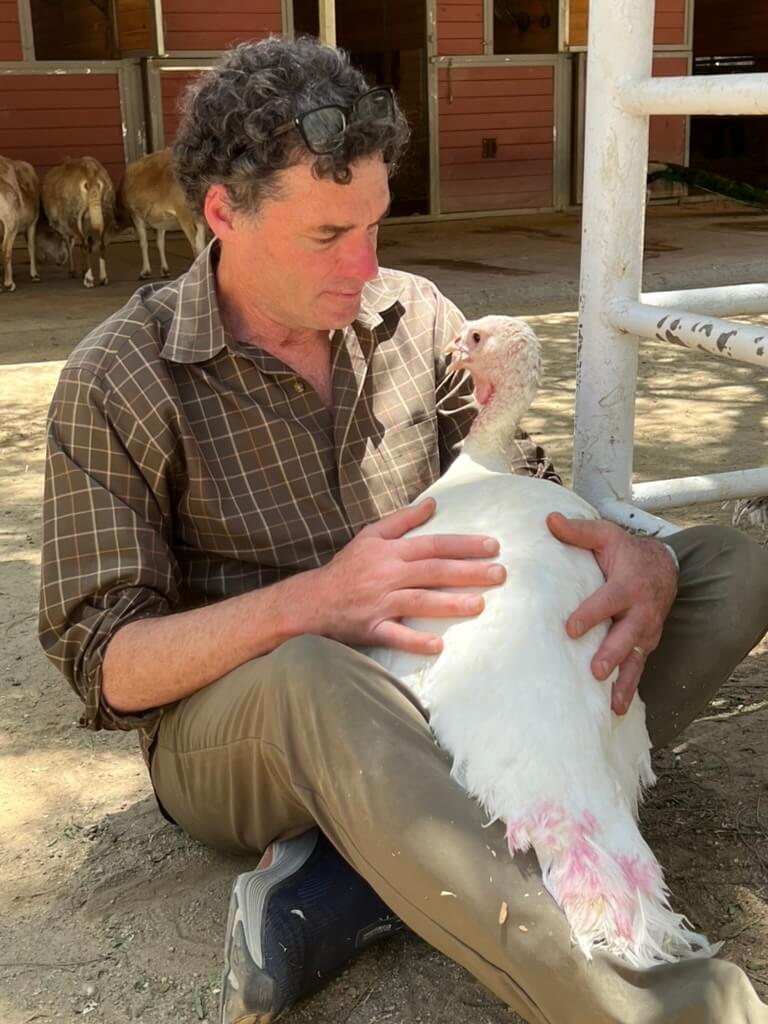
[546,512,679,716]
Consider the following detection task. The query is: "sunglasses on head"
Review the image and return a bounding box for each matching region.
[271,87,396,155]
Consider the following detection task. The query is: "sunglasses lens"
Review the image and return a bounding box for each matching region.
[300,107,346,153]
[355,88,394,122]
[292,90,395,154]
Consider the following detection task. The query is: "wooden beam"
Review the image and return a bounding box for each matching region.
[16,0,36,60]
[318,0,335,46]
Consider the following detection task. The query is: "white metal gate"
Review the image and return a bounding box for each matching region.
[571,0,768,536]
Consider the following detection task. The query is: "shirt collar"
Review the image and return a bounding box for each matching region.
[159,241,405,365]
[159,240,228,363]
[355,270,405,329]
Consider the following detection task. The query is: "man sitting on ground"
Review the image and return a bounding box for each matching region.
[40,34,768,1024]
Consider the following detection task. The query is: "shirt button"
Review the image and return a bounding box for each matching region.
[292,379,306,394]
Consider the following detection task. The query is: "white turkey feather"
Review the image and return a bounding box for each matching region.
[362,315,716,968]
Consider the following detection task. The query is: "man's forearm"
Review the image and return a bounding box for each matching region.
[102,570,325,714]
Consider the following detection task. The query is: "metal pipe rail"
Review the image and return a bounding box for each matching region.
[642,283,768,318]
[621,73,768,116]
[596,501,680,538]
[632,470,768,512]
[604,469,768,537]
[608,299,768,368]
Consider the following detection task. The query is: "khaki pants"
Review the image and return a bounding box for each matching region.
[151,525,768,1024]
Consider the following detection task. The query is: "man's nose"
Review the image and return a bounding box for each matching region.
[340,234,379,282]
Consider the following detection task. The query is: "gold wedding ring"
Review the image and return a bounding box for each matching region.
[631,644,646,657]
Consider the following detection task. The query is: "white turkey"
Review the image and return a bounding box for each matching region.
[363,315,716,968]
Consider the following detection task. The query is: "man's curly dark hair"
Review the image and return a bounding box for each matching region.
[173,35,411,217]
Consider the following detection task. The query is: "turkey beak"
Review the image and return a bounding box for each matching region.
[444,335,471,376]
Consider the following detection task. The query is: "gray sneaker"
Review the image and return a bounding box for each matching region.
[219,829,403,1024]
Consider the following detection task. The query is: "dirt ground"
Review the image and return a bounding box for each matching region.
[1,220,767,1024]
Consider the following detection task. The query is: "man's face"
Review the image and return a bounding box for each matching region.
[221,156,391,332]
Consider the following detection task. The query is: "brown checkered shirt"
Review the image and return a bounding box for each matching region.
[39,243,559,756]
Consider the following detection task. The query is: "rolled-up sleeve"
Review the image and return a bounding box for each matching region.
[39,367,180,734]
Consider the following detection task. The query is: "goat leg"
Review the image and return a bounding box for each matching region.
[98,232,108,286]
[27,218,40,282]
[134,215,152,279]
[1,224,17,292]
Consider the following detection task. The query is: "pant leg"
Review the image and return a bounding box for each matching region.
[151,586,768,1024]
[640,525,768,748]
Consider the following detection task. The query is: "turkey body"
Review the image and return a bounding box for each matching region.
[363,449,714,967]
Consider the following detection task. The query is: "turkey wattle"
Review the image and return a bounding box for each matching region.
[363,315,715,968]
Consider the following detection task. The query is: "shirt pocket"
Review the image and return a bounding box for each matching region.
[374,417,440,508]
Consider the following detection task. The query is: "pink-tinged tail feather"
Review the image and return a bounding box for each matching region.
[506,804,717,968]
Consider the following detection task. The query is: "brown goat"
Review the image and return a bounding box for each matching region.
[42,157,115,288]
[0,157,42,292]
[117,149,206,279]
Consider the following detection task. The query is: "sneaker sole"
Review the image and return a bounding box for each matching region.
[219,830,319,1024]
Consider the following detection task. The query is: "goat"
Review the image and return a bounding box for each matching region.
[0,157,42,292]
[117,149,206,279]
[42,157,115,288]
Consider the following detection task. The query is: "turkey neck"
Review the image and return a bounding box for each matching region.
[458,373,539,474]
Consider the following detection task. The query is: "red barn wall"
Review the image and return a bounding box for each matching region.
[436,0,484,57]
[0,0,23,60]
[0,74,126,184]
[654,0,686,46]
[161,0,282,53]
[438,65,554,213]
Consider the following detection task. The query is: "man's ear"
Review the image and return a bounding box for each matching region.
[204,184,237,240]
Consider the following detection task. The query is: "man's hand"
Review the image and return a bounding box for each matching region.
[546,512,678,715]
[308,498,506,654]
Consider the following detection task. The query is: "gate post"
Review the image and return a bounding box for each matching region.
[572,0,655,510]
